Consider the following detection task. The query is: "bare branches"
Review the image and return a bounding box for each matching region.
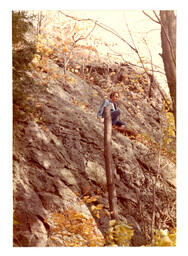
[57,13,97,75]
[124,17,150,78]
[59,10,92,22]
[59,11,138,54]
[142,11,160,24]
[72,21,97,43]
[143,38,154,74]
[59,10,171,108]
[143,10,176,67]
[153,10,161,21]
[145,28,160,35]
[143,37,154,98]
[123,15,171,108]
[59,11,166,77]
[106,43,166,76]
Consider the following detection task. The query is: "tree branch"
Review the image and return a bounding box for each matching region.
[142,11,160,24]
[104,44,166,76]
[59,11,138,54]
[72,21,97,43]
[143,37,154,98]
[124,17,150,78]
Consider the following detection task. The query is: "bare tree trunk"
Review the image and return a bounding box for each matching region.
[160,10,176,127]
[104,105,118,220]
[37,11,42,36]
[151,114,162,244]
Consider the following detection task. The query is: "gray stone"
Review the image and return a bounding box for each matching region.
[13,59,176,247]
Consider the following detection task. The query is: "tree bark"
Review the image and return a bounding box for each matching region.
[37,11,42,35]
[160,11,176,127]
[104,105,118,220]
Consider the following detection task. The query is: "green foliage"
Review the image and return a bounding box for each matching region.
[46,192,175,247]
[105,220,134,246]
[161,111,176,162]
[12,11,36,72]
[44,189,176,248]
[151,228,176,246]
[12,11,32,45]
[137,112,176,163]
[12,11,37,122]
[48,207,134,247]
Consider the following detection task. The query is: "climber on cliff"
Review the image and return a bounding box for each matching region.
[97,91,137,137]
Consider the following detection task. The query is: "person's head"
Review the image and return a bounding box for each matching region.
[110,92,120,102]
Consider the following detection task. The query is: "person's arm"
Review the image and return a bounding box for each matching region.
[97,99,109,120]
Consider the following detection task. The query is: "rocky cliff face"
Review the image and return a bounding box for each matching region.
[13,59,176,246]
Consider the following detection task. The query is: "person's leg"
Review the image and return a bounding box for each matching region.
[115,120,127,129]
[111,110,120,125]
[115,121,137,137]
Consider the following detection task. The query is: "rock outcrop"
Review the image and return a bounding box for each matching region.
[13,59,176,246]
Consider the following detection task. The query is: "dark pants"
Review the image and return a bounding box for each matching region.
[111,110,127,129]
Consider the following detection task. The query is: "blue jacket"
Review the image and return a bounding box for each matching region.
[97,99,118,118]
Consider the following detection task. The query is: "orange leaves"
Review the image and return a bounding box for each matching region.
[35,17,100,80]
[64,38,72,45]
[48,207,105,247]
[46,179,106,246]
[41,125,49,133]
[110,71,116,76]
[51,73,58,80]
[65,76,76,85]
[70,68,79,73]
[32,72,40,78]
[92,91,98,97]
[90,204,104,219]
[62,46,68,53]
[83,195,99,204]
[36,102,41,108]
[77,44,97,53]
[56,36,62,42]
